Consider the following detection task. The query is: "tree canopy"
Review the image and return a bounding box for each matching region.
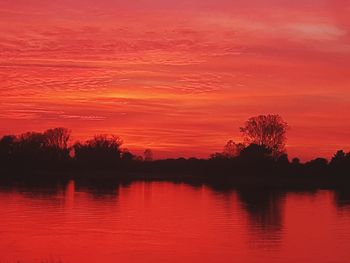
[240,114,288,157]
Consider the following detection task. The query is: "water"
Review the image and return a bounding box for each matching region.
[1,180,350,263]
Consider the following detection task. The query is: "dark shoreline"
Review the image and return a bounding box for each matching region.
[1,169,350,190]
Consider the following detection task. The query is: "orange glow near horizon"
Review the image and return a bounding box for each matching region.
[1,0,350,160]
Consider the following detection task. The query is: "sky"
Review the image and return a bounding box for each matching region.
[0,0,349,160]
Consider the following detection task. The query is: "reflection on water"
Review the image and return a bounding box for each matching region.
[0,180,350,263]
[334,188,350,209]
[237,189,286,246]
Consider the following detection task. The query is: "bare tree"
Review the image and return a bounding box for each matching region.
[43,128,71,149]
[240,114,288,157]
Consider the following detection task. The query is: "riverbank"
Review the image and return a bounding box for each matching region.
[1,169,350,190]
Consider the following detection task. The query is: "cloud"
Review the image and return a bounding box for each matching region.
[286,23,347,41]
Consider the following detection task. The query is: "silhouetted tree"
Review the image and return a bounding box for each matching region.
[276,153,289,165]
[14,132,46,166]
[240,114,288,157]
[43,128,71,162]
[0,129,72,169]
[43,128,71,149]
[223,140,244,159]
[18,132,45,148]
[239,144,272,161]
[330,150,350,176]
[305,158,329,175]
[3,126,350,180]
[0,135,16,165]
[121,149,135,162]
[331,150,346,165]
[209,140,244,160]
[144,149,153,161]
[73,135,123,168]
[0,135,16,152]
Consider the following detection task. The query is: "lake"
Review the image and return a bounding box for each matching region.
[0,180,350,263]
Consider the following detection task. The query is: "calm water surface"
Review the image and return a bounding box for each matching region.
[1,180,350,263]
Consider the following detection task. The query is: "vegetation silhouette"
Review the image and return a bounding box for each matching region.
[0,114,350,187]
[240,114,288,158]
[73,135,123,169]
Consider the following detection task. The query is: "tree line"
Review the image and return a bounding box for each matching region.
[0,114,349,177]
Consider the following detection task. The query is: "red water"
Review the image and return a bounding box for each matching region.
[0,181,350,263]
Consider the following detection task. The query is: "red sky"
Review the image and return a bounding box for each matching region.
[0,0,349,160]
